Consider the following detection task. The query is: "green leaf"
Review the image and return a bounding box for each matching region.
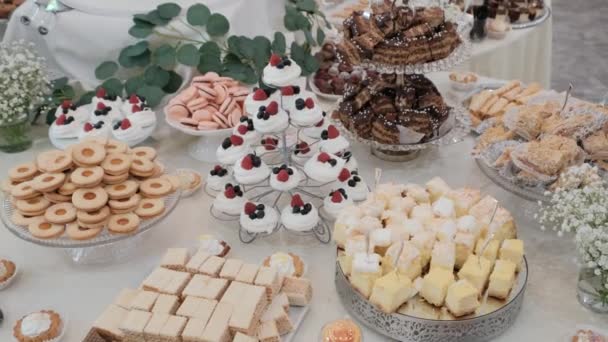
[290,41,306,64]
[119,49,136,68]
[187,4,210,26]
[95,61,119,80]
[283,12,299,31]
[77,91,96,106]
[295,12,311,30]
[236,37,255,59]
[125,41,149,57]
[316,27,326,45]
[132,50,151,67]
[253,36,271,71]
[227,36,243,58]
[272,32,286,54]
[199,41,221,58]
[177,44,201,66]
[302,54,320,75]
[125,76,145,95]
[145,10,171,26]
[154,44,176,69]
[206,13,230,36]
[296,0,317,12]
[45,107,56,125]
[134,13,155,26]
[198,52,223,74]
[157,3,181,19]
[136,85,165,107]
[304,30,316,46]
[222,59,256,83]
[100,78,124,97]
[129,23,153,38]
[144,65,170,87]
[162,71,183,94]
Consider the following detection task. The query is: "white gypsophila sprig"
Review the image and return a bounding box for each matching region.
[575,225,608,290]
[0,40,51,125]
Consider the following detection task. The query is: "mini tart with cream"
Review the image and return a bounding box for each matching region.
[213,183,246,215]
[233,153,270,185]
[54,100,88,123]
[0,259,16,284]
[92,87,123,116]
[13,310,63,342]
[121,94,147,115]
[78,120,110,141]
[292,141,316,164]
[280,193,319,232]
[263,251,305,277]
[279,85,313,112]
[339,151,359,171]
[91,101,123,123]
[319,125,350,155]
[302,110,330,139]
[252,100,289,133]
[304,152,345,183]
[126,103,157,128]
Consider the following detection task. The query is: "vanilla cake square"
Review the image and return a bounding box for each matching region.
[152,294,180,314]
[93,304,129,341]
[219,258,244,280]
[159,315,187,341]
[499,239,524,271]
[234,332,258,342]
[192,298,218,324]
[254,266,283,301]
[201,302,233,342]
[162,270,192,296]
[430,240,456,272]
[183,274,212,298]
[199,256,226,277]
[458,255,492,294]
[281,276,312,307]
[161,248,190,271]
[454,232,476,269]
[487,259,517,299]
[445,279,480,317]
[261,294,293,336]
[120,309,152,339]
[186,251,211,273]
[425,176,451,202]
[474,239,500,267]
[350,253,382,299]
[177,296,204,318]
[369,271,413,314]
[235,263,259,284]
[112,288,139,310]
[229,284,268,336]
[447,188,481,217]
[200,277,230,300]
[143,313,170,339]
[220,281,248,306]
[142,267,174,292]
[182,318,207,342]
[420,267,455,306]
[257,320,280,342]
[130,290,159,311]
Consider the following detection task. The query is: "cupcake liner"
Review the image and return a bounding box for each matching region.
[0,261,18,291]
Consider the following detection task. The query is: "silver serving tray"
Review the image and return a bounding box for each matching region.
[511,6,551,30]
[335,258,528,342]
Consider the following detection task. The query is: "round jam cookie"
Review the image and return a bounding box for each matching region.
[135,198,165,218]
[1,179,18,194]
[72,187,108,212]
[66,222,102,240]
[131,146,157,160]
[103,172,129,185]
[31,173,66,193]
[104,180,138,200]
[139,178,172,198]
[57,181,77,196]
[8,162,38,182]
[43,191,72,203]
[151,161,166,178]
[107,213,140,234]
[130,157,156,177]
[44,202,77,224]
[76,218,107,229]
[101,153,132,175]
[27,217,65,239]
[15,196,51,215]
[11,212,40,226]
[36,150,72,173]
[108,194,141,211]
[72,142,107,166]
[70,166,104,188]
[105,139,129,154]
[76,205,110,224]
[160,174,181,192]
[10,181,39,200]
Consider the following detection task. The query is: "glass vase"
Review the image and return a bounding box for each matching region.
[0,116,33,153]
[577,267,608,313]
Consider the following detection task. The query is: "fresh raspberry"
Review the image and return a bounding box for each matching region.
[244,202,257,215]
[291,194,305,207]
[305,97,315,109]
[264,137,277,151]
[331,191,343,203]
[55,114,66,125]
[315,119,324,127]
[84,123,94,132]
[224,186,236,199]
[277,169,289,182]
[129,94,139,104]
[266,101,278,115]
[241,155,253,170]
[96,102,106,110]
[317,152,331,163]
[252,89,268,101]
[61,100,71,109]
[338,168,351,182]
[237,125,248,135]
[213,165,222,172]
[120,119,132,130]
[96,88,106,98]
[327,125,340,139]
[269,54,282,66]
[281,86,294,96]
[230,135,244,146]
[131,105,142,113]
[297,142,310,154]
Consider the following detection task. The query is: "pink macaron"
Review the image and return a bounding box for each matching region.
[192,109,214,122]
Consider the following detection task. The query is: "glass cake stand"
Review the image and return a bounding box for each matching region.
[475,158,549,202]
[511,6,552,30]
[335,257,528,342]
[165,116,233,163]
[0,189,181,264]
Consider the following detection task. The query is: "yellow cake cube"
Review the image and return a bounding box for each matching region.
[499,239,524,271]
[349,253,382,299]
[445,279,480,317]
[454,232,476,269]
[398,297,440,319]
[487,259,517,299]
[369,271,414,313]
[447,188,481,217]
[426,177,451,202]
[396,242,423,280]
[474,239,500,267]
[430,241,456,272]
[338,254,353,276]
[458,255,492,294]
[410,204,434,224]
[420,268,455,306]
[411,231,436,268]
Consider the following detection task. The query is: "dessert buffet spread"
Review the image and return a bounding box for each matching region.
[49,90,157,149]
[0,141,181,245]
[85,241,312,342]
[453,0,548,28]
[468,80,608,199]
[333,178,526,340]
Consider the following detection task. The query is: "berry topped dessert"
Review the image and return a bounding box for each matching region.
[213,183,246,215]
[234,153,270,184]
[207,165,234,191]
[280,193,320,232]
[232,117,260,145]
[78,120,110,141]
[303,110,330,139]
[319,124,350,154]
[240,201,279,234]
[244,87,278,115]
[323,188,354,219]
[112,118,145,142]
[125,97,156,128]
[92,87,123,118]
[280,85,313,112]
[252,100,289,133]
[289,96,324,127]
[262,54,302,87]
[304,151,346,183]
[269,164,302,191]
[92,101,123,123]
[216,134,251,165]
[258,136,280,152]
[121,94,147,114]
[54,100,88,123]
[336,168,368,201]
[50,112,80,139]
[292,141,316,164]
[339,151,359,171]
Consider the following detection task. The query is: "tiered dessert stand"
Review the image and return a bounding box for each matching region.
[331,0,473,162]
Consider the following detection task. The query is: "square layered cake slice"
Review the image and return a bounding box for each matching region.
[235,263,260,284]
[420,267,455,306]
[152,294,180,315]
[160,248,190,271]
[254,266,283,301]
[281,276,312,307]
[199,256,226,277]
[487,259,517,299]
[445,279,480,317]
[219,258,244,280]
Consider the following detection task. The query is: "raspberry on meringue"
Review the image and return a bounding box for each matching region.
[262,54,302,87]
[240,201,279,234]
[213,183,246,215]
[269,164,302,191]
[281,193,319,232]
[319,125,350,154]
[304,151,345,183]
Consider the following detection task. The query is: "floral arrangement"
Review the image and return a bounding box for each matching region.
[0,40,50,125]
[536,164,608,303]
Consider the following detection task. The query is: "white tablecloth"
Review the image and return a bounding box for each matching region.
[1,73,607,341]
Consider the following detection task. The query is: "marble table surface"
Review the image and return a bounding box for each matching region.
[1,73,607,342]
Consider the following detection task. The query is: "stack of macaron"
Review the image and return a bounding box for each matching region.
[165,72,250,131]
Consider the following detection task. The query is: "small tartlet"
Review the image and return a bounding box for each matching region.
[13,310,64,342]
[0,259,17,290]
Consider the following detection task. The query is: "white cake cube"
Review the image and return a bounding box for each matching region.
[458,255,492,294]
[499,239,524,271]
[420,267,455,306]
[430,240,456,272]
[426,177,451,202]
[445,280,480,317]
[487,259,517,299]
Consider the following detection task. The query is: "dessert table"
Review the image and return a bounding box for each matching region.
[1,73,606,341]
